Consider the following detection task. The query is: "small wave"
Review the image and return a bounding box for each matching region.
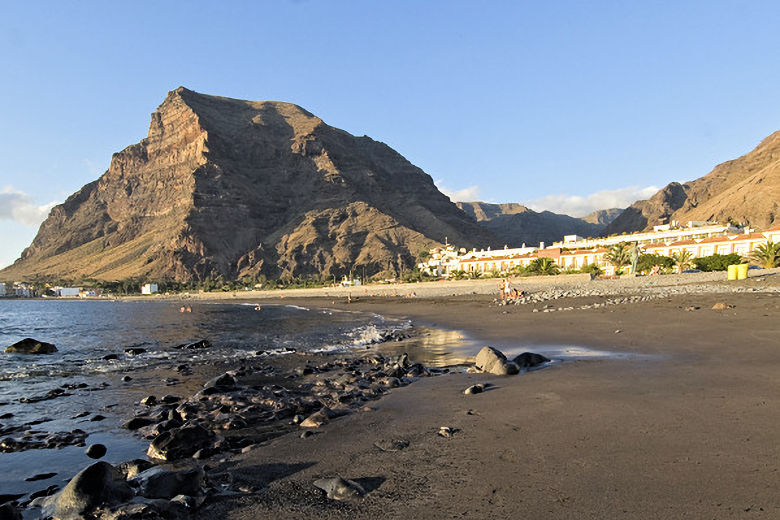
[284,305,310,311]
[311,322,412,354]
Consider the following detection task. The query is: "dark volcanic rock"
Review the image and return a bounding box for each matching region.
[132,466,205,499]
[512,352,551,368]
[1,87,499,282]
[0,503,22,520]
[43,461,133,520]
[313,476,366,501]
[147,423,213,461]
[4,338,57,354]
[85,443,107,459]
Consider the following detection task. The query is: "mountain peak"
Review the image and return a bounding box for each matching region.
[2,89,497,282]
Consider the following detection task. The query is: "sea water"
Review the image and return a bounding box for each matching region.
[0,299,411,497]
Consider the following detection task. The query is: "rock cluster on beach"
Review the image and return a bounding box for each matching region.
[10,351,443,519]
[500,281,778,313]
[126,352,441,463]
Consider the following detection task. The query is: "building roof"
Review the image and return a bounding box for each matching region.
[668,240,697,246]
[698,236,731,244]
[642,243,668,249]
[733,232,766,241]
[763,224,780,232]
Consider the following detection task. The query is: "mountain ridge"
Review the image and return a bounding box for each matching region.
[2,87,499,282]
[605,130,780,234]
[456,202,622,247]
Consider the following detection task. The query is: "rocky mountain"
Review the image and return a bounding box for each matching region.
[581,207,623,226]
[604,130,780,234]
[456,202,621,247]
[2,87,499,282]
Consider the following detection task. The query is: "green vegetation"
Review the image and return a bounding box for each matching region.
[579,263,603,276]
[637,254,675,274]
[671,249,694,273]
[604,242,630,273]
[527,257,560,275]
[749,241,780,268]
[693,253,743,272]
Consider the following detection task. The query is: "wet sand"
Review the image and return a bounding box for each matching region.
[198,287,780,519]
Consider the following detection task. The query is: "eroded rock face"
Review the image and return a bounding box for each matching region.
[4,338,57,354]
[2,87,498,282]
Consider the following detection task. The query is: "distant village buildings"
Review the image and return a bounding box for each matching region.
[141,283,159,295]
[421,221,780,277]
[0,282,5,297]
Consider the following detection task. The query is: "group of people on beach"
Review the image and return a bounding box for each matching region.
[499,278,524,303]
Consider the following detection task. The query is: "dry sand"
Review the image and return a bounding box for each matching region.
[192,272,780,519]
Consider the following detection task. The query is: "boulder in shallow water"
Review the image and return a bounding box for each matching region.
[43,461,133,520]
[512,352,550,368]
[85,443,107,459]
[4,338,57,354]
[313,476,365,501]
[474,346,519,375]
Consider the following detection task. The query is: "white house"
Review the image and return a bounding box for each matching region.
[141,283,159,295]
[56,287,81,297]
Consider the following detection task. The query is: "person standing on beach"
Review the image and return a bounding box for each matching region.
[501,278,512,303]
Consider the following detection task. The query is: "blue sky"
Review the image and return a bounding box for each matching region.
[2,1,780,268]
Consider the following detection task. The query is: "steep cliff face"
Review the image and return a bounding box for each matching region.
[456,202,620,246]
[604,130,780,234]
[3,87,498,281]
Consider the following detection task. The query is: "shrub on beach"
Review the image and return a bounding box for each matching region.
[579,263,603,276]
[694,253,743,272]
[637,254,675,274]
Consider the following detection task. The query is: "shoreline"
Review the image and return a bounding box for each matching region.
[5,276,780,518]
[198,286,780,519]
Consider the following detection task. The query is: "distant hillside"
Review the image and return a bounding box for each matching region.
[605,130,780,234]
[582,208,623,226]
[456,202,622,247]
[1,87,499,282]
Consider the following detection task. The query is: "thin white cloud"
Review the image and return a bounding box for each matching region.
[435,180,481,202]
[524,185,659,217]
[0,187,58,226]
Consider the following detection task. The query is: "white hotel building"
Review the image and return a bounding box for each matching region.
[446,221,780,276]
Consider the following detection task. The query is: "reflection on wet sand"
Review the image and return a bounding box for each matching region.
[376,327,479,367]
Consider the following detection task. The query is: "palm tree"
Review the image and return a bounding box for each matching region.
[749,241,780,268]
[671,249,693,273]
[528,257,560,275]
[604,242,630,273]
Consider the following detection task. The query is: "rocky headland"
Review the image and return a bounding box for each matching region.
[1,87,498,283]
